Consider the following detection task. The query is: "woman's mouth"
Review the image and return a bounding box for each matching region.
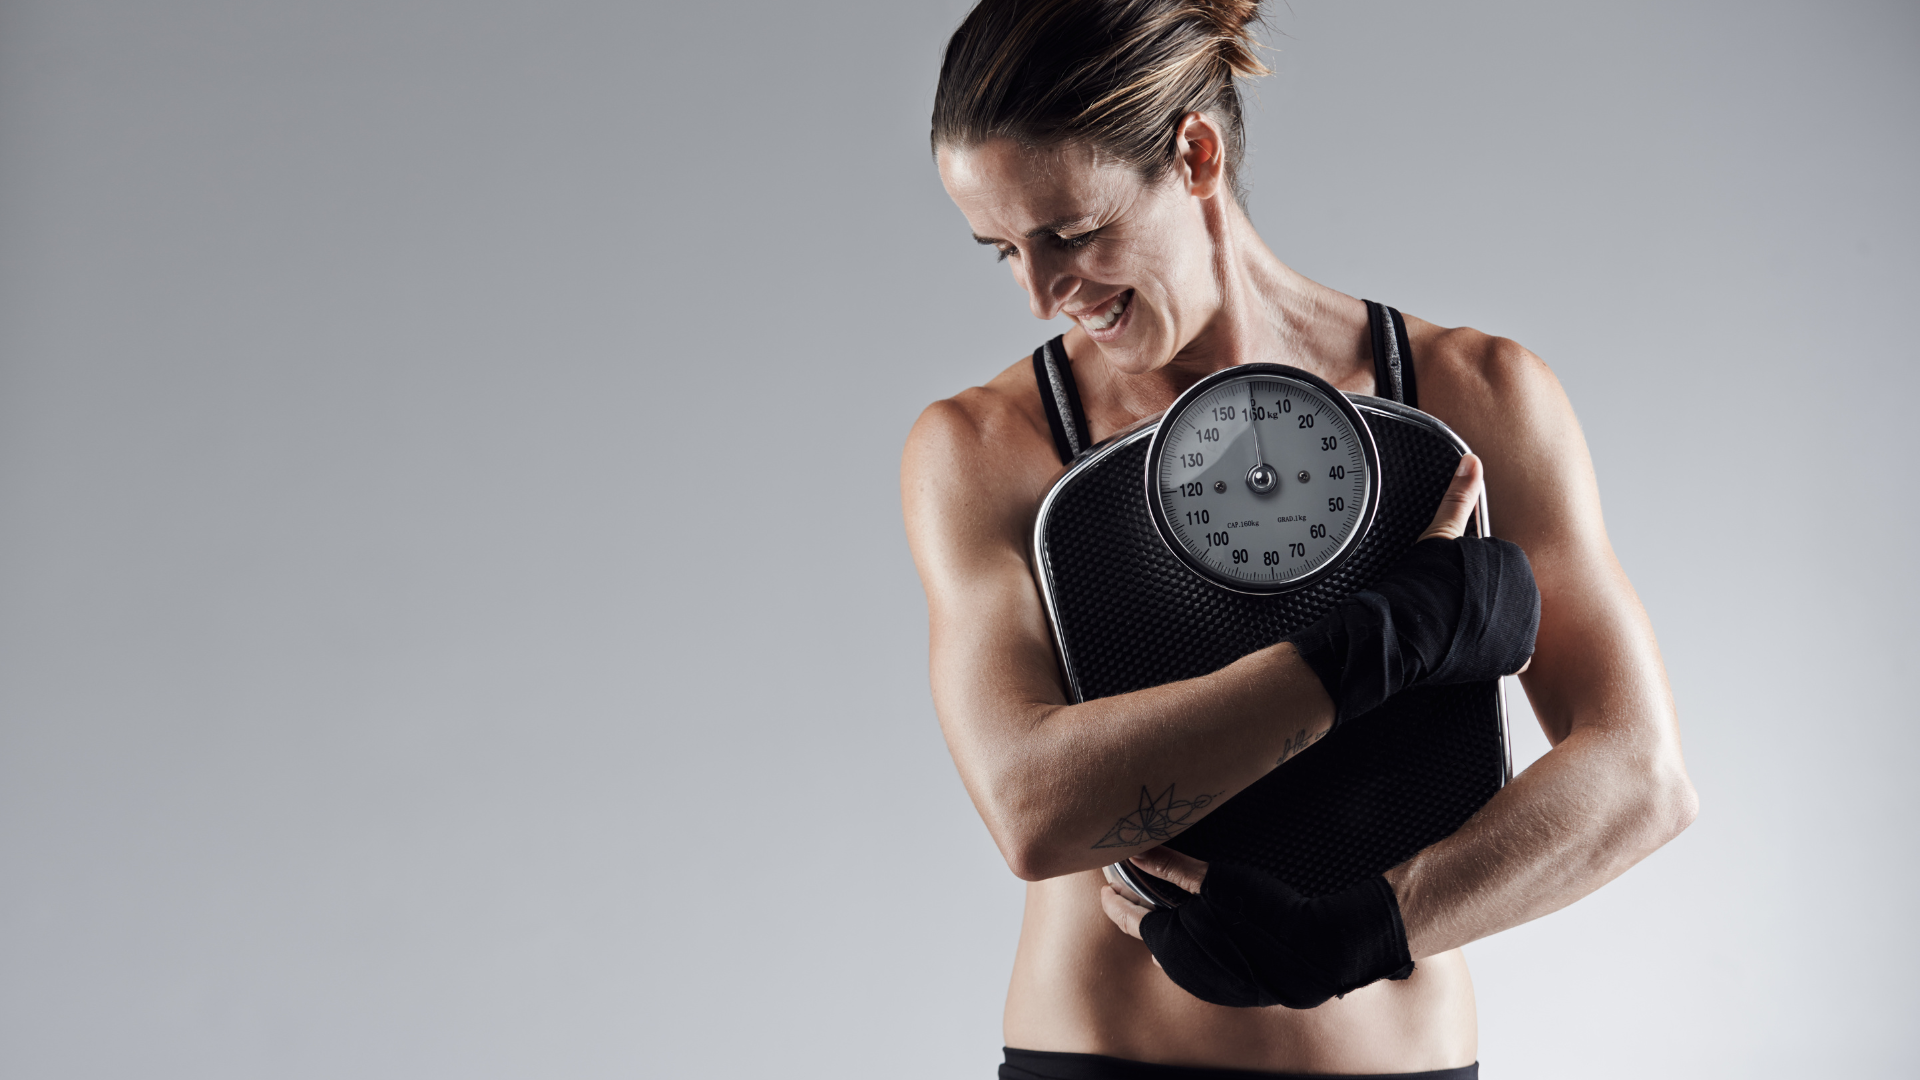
[1076,290,1133,338]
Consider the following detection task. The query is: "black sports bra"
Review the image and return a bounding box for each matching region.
[1031,300,1418,466]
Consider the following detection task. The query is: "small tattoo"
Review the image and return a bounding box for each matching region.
[1092,784,1218,849]
[1278,727,1324,765]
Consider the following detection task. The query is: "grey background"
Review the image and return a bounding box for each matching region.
[1,1,1914,1077]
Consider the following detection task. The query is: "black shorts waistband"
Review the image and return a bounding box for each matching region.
[1000,1048,1478,1080]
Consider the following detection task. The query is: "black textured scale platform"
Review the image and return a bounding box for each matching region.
[1033,396,1510,903]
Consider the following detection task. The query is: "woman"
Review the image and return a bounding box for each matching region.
[900,2,1697,1077]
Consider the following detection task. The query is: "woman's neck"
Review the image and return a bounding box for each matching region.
[1074,197,1370,434]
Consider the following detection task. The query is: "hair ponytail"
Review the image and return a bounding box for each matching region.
[932,0,1269,201]
[1194,0,1270,79]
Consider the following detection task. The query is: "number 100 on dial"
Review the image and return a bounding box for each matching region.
[1145,364,1380,594]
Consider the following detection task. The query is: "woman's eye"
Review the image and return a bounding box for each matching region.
[1058,230,1099,251]
[996,245,1016,262]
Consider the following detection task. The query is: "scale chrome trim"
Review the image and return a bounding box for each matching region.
[1031,422,1161,706]
[1102,863,1162,908]
[1353,397,1512,785]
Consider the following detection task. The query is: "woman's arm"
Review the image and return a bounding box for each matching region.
[901,387,1340,882]
[1098,334,1698,956]
[1382,331,1697,955]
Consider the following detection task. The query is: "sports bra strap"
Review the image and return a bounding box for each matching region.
[1032,334,1090,465]
[1363,300,1419,410]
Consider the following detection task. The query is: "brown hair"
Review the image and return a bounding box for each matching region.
[931,0,1269,201]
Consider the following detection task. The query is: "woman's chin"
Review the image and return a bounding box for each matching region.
[1081,329,1171,377]
[1072,308,1163,373]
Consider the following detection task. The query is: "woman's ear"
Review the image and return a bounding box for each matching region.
[1173,112,1227,199]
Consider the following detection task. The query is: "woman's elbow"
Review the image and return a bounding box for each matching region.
[999,842,1061,883]
[1657,765,1700,843]
[976,787,1078,882]
[984,806,1075,882]
[1642,740,1699,847]
[967,752,1084,881]
[948,711,1083,881]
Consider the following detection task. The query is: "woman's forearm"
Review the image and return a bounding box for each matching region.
[1385,718,1698,958]
[974,642,1334,882]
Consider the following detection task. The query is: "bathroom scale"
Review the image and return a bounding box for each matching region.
[1031,363,1512,909]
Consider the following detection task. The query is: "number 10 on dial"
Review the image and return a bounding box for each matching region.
[1145,363,1380,593]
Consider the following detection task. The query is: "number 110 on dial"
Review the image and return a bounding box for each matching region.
[1146,364,1379,593]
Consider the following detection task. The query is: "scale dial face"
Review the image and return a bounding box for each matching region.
[1145,364,1380,593]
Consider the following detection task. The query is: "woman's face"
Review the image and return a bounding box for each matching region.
[938,137,1221,377]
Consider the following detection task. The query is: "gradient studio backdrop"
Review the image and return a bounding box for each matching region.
[1,2,1914,1077]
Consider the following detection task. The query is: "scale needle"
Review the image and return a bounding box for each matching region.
[1243,382,1280,495]
[1249,382,1265,469]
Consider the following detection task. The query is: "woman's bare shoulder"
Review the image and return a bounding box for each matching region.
[910,354,1044,444]
[901,354,1064,558]
[1405,315,1555,406]
[1401,314,1605,549]
[905,354,1059,479]
[1402,316,1578,450]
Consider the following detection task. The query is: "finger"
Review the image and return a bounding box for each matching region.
[1418,454,1485,542]
[1099,885,1149,940]
[1130,847,1209,895]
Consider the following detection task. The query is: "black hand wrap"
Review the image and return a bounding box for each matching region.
[1285,536,1540,727]
[1139,864,1415,1010]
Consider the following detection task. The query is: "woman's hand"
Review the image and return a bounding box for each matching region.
[1104,851,1418,1008]
[1418,453,1483,542]
[1416,454,1529,675]
[1100,847,1211,941]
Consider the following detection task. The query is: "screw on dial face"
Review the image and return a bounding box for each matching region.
[1147,365,1378,593]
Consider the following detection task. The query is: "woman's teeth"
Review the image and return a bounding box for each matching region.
[1082,292,1129,331]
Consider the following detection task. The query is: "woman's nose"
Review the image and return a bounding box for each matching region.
[1020,253,1079,321]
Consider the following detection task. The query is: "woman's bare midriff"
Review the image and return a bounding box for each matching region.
[1005,871,1478,1075]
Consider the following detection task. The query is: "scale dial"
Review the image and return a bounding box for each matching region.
[1145,364,1380,593]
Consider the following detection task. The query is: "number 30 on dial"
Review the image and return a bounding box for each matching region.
[1145,363,1380,593]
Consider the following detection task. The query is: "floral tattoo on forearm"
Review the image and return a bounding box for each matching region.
[1092,784,1222,849]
